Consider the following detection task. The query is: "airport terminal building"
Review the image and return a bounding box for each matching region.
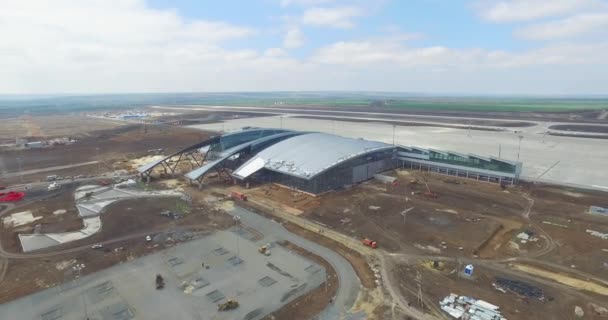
[138,128,522,194]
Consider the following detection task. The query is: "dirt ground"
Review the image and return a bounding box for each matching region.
[297,170,527,257]
[395,261,608,320]
[262,241,338,320]
[0,185,84,253]
[526,184,608,279]
[1,124,212,175]
[241,168,608,319]
[0,115,126,143]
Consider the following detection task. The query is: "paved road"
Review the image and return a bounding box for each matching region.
[1,160,99,177]
[228,205,362,319]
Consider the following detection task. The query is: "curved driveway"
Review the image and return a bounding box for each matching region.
[228,205,361,319]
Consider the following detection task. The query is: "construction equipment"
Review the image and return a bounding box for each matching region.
[258,244,271,256]
[428,260,445,271]
[230,191,247,201]
[155,274,165,290]
[423,180,439,199]
[47,182,61,191]
[362,238,377,249]
[218,299,239,311]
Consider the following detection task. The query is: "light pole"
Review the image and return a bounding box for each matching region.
[392,125,396,145]
[517,135,524,161]
[233,215,241,263]
[95,147,100,173]
[16,157,22,183]
[400,207,415,225]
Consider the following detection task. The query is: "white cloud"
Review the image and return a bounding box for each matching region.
[280,0,333,7]
[302,6,364,29]
[283,28,306,48]
[0,0,607,95]
[264,48,287,57]
[515,13,608,40]
[311,39,608,68]
[476,0,594,22]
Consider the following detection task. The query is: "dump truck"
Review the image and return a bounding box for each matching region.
[218,299,239,311]
[230,191,247,201]
[362,238,377,249]
[155,274,165,290]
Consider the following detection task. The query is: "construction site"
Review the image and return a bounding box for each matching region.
[1,109,608,320]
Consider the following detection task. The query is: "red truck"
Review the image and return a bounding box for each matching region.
[362,238,377,249]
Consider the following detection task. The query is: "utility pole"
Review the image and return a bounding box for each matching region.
[400,207,415,225]
[415,271,424,308]
[517,135,524,161]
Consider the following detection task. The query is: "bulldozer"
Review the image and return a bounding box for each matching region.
[218,299,239,311]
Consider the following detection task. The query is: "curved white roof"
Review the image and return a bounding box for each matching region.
[233,133,393,180]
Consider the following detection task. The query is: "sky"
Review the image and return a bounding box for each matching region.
[1,0,608,95]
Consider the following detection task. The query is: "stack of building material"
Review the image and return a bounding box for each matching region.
[440,293,507,320]
[494,277,545,301]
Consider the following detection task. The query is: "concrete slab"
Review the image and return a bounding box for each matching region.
[0,230,326,320]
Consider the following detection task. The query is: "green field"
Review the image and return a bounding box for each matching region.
[0,92,606,116]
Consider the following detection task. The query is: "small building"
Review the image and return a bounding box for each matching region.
[464,264,474,277]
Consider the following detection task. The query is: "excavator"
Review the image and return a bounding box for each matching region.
[218,299,239,311]
[423,180,439,199]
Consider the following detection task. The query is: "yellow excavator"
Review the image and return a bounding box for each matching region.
[218,299,239,311]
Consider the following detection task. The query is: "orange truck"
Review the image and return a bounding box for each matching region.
[362,238,377,249]
[230,191,247,201]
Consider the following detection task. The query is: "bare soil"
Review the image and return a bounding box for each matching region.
[0,115,126,143]
[0,185,84,253]
[301,170,527,256]
[394,262,607,320]
[526,184,608,278]
[1,124,212,175]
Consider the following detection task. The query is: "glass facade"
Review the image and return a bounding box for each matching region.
[208,129,288,155]
[428,150,517,174]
